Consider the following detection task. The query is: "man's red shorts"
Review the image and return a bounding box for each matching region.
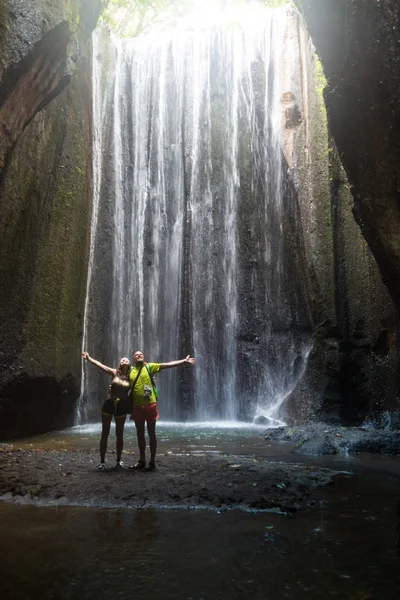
[131,403,159,424]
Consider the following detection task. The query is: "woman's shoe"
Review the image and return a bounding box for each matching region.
[144,461,156,471]
[115,461,124,469]
[96,462,106,471]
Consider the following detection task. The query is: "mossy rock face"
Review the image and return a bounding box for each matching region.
[294,0,400,311]
[0,0,102,439]
[0,61,92,439]
[279,11,400,425]
[0,1,103,169]
[0,0,102,78]
[291,0,400,424]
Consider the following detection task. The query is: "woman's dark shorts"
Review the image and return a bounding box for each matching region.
[101,398,131,418]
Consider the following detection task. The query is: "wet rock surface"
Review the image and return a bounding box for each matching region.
[0,446,338,512]
[265,423,400,456]
[0,0,103,439]
[294,0,400,311]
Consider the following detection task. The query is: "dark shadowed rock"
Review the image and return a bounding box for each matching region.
[294,0,400,313]
[0,0,103,439]
[265,423,400,456]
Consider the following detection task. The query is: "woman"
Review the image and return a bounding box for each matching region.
[82,351,131,470]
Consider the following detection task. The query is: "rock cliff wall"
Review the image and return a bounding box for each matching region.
[293,0,400,310]
[287,2,400,425]
[1,0,399,437]
[0,0,102,439]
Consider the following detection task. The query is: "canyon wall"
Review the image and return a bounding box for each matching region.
[1,1,399,437]
[288,0,400,425]
[0,0,102,438]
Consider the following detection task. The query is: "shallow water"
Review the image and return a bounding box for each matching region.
[8,421,400,473]
[6,421,281,458]
[1,477,399,600]
[1,423,400,599]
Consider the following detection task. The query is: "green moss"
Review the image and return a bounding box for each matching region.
[12,54,94,381]
[28,485,42,496]
[314,53,327,101]
[66,4,81,33]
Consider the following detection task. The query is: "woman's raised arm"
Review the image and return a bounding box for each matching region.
[82,351,116,376]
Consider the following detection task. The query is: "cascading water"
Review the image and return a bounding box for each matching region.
[79,6,313,425]
[76,30,105,425]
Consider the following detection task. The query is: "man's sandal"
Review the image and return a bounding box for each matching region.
[129,460,146,470]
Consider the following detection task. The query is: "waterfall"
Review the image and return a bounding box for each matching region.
[80,7,314,424]
[76,30,106,424]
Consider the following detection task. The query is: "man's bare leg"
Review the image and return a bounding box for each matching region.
[147,419,157,466]
[135,421,146,464]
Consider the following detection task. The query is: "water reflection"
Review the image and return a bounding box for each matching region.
[1,473,399,600]
[1,424,400,598]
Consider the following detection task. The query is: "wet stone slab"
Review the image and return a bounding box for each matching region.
[0,447,338,512]
[0,422,343,512]
[265,423,400,456]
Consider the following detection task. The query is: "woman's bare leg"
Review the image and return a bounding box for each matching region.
[100,413,112,463]
[115,415,127,463]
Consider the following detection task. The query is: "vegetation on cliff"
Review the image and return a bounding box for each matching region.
[101,0,292,36]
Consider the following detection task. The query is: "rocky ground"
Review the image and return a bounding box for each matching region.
[0,444,341,513]
[3,423,397,512]
[264,423,400,456]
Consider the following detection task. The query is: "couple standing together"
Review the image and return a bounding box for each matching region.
[82,349,196,471]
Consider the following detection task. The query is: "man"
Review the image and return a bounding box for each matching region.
[129,350,196,470]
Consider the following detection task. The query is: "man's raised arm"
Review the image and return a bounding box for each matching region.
[158,355,196,371]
